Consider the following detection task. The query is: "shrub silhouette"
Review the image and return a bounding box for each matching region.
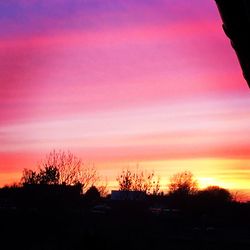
[85,186,100,201]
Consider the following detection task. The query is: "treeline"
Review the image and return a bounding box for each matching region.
[116,169,234,210]
[5,150,235,204]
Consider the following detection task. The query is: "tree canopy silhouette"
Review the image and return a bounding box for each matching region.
[198,185,233,203]
[39,166,60,184]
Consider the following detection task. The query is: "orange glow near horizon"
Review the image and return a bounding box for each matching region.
[3,157,250,200]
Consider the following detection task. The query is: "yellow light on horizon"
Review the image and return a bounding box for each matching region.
[197,177,234,189]
[98,158,250,193]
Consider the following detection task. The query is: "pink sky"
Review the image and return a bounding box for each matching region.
[0,0,250,196]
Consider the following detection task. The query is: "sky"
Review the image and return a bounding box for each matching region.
[0,0,250,197]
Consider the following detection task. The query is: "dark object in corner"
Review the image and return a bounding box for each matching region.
[215,0,250,88]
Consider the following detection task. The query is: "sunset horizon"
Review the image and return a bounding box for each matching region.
[1,0,250,200]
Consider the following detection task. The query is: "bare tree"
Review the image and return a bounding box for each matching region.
[38,150,99,191]
[21,169,39,185]
[152,176,161,195]
[78,165,100,192]
[131,169,155,193]
[117,168,160,194]
[98,184,109,197]
[96,178,109,197]
[21,150,99,193]
[117,169,133,191]
[39,150,83,185]
[168,171,198,196]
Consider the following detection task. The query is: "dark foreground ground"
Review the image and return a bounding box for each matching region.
[1,200,250,250]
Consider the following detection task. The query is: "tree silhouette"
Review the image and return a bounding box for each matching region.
[38,166,60,185]
[117,168,160,194]
[152,176,161,195]
[39,150,99,191]
[96,179,109,197]
[199,186,232,203]
[21,150,99,192]
[85,186,100,200]
[21,169,39,184]
[117,169,133,191]
[21,166,60,185]
[168,171,198,196]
